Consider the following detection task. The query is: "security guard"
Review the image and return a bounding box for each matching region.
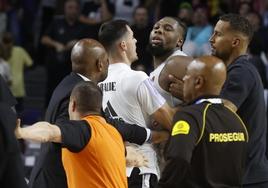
[158,56,248,188]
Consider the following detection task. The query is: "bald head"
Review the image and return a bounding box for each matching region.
[71,39,108,82]
[183,55,226,102]
[159,55,193,98]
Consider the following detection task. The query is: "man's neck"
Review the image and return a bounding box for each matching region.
[80,111,102,119]
[225,49,247,66]
[153,50,177,69]
[108,52,131,65]
[71,111,102,120]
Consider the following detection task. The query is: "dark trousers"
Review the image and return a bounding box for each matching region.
[128,167,158,188]
[243,181,268,188]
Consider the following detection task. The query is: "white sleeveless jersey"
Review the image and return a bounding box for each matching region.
[99,63,166,178]
[150,50,187,107]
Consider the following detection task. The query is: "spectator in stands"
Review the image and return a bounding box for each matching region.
[177,2,193,26]
[113,0,140,23]
[41,0,88,105]
[183,5,212,57]
[0,2,7,40]
[263,1,268,27]
[246,11,268,89]
[131,6,153,74]
[238,2,252,17]
[79,0,114,39]
[79,0,114,25]
[2,32,32,114]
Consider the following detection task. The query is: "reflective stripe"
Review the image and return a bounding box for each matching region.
[142,174,151,188]
[196,103,211,145]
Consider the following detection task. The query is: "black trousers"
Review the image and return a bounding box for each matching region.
[243,181,268,188]
[128,167,158,188]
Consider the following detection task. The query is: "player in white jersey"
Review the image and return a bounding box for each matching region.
[98,20,174,188]
[148,17,189,106]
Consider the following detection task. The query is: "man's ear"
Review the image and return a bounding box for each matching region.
[232,37,240,47]
[96,59,103,72]
[195,76,204,89]
[119,40,127,51]
[176,39,184,48]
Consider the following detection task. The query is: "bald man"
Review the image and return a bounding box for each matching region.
[156,55,193,105]
[29,38,109,188]
[29,39,148,188]
[158,56,248,188]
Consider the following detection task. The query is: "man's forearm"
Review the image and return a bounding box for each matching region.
[153,103,175,131]
[150,130,169,144]
[16,122,62,143]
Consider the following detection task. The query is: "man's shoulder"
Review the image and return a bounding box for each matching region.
[228,56,261,83]
[230,55,255,70]
[117,69,148,86]
[13,46,27,54]
[47,74,82,110]
[129,69,148,79]
[174,103,205,120]
[59,73,82,84]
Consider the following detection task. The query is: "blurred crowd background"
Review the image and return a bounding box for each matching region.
[1,0,268,178]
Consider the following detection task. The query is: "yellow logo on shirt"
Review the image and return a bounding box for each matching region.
[172,121,190,136]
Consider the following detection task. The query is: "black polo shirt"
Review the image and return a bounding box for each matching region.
[220,55,268,184]
[158,97,248,188]
[44,17,88,66]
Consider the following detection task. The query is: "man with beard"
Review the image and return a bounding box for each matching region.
[209,14,268,187]
[98,19,174,188]
[148,17,189,106]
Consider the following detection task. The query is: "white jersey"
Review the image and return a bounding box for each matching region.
[99,63,166,178]
[150,49,187,107]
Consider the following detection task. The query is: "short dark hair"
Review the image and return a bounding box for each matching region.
[219,13,253,41]
[71,81,103,114]
[175,17,187,42]
[166,17,187,49]
[2,32,13,44]
[98,20,129,50]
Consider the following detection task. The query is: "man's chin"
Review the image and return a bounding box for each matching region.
[148,45,169,57]
[210,49,217,56]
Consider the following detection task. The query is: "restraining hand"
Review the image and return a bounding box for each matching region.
[126,146,148,168]
[168,74,184,100]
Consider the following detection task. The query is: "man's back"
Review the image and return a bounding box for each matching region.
[101,63,150,126]
[160,101,248,187]
[29,73,82,188]
[99,63,165,177]
[62,115,127,188]
[220,55,268,184]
